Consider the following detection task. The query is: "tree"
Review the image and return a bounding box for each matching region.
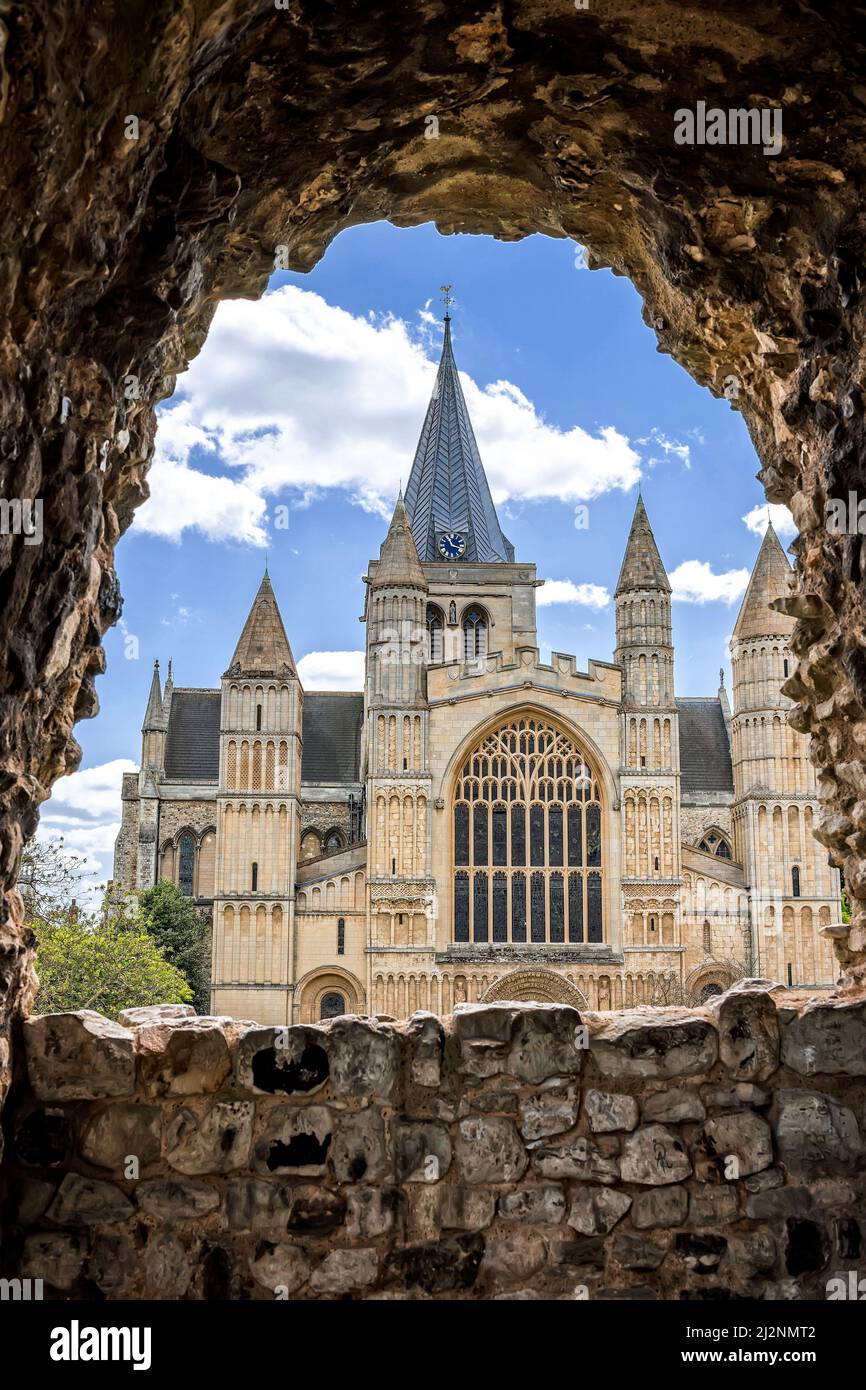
[17,835,94,925]
[33,911,192,1017]
[138,880,210,1013]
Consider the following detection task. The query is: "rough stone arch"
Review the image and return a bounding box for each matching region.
[2,2,866,1125]
[482,969,587,1009]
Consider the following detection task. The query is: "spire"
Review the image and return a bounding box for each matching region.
[164,658,174,700]
[403,313,514,563]
[226,572,296,676]
[615,495,671,596]
[142,659,166,731]
[372,491,427,590]
[732,520,795,641]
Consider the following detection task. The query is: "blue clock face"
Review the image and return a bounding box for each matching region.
[438,531,466,559]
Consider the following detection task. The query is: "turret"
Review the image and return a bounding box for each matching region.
[365,491,428,709]
[141,659,167,774]
[614,496,674,709]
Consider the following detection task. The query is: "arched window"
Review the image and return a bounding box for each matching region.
[178,833,195,897]
[320,991,345,1020]
[792,865,801,897]
[702,919,711,954]
[300,830,321,863]
[452,716,604,945]
[251,861,258,891]
[462,606,488,661]
[323,829,344,856]
[700,982,723,1003]
[426,605,444,663]
[337,918,345,955]
[698,830,732,860]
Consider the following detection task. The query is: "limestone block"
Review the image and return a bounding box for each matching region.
[725,1231,777,1274]
[451,1002,585,1083]
[781,998,866,1076]
[233,1025,329,1096]
[590,1008,717,1079]
[584,1089,639,1133]
[696,1111,773,1178]
[519,1084,579,1141]
[567,1185,632,1235]
[221,1178,292,1232]
[325,1016,399,1099]
[249,1242,311,1294]
[118,1004,196,1027]
[136,1018,231,1096]
[620,1125,692,1185]
[631,1185,689,1229]
[24,1012,135,1100]
[642,1089,706,1123]
[531,1135,620,1183]
[310,1247,379,1294]
[688,1185,740,1225]
[20,1232,84,1290]
[87,1233,138,1297]
[438,1185,497,1231]
[775,1089,861,1176]
[481,1233,546,1283]
[711,985,780,1083]
[455,1116,529,1183]
[137,1180,220,1221]
[346,1187,404,1240]
[47,1173,134,1225]
[143,1233,192,1298]
[507,1175,575,1232]
[403,1012,444,1088]
[393,1120,452,1183]
[612,1234,666,1270]
[166,1101,253,1176]
[253,1104,333,1176]
[79,1103,161,1170]
[331,1106,389,1183]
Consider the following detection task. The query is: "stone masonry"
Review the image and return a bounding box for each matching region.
[2,985,864,1300]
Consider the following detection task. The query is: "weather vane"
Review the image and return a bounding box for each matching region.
[440,284,454,317]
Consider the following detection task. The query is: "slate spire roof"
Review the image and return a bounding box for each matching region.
[226,571,296,676]
[142,659,166,731]
[732,520,795,641]
[403,314,514,563]
[373,490,427,590]
[615,495,671,596]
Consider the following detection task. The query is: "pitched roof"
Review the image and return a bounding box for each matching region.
[615,496,671,596]
[226,572,296,676]
[372,492,427,589]
[302,692,363,783]
[732,522,795,641]
[164,690,221,780]
[676,698,734,796]
[403,316,514,563]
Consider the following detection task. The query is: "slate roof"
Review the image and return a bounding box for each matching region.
[226,572,296,676]
[615,496,671,595]
[302,693,363,783]
[676,697,734,796]
[732,522,795,641]
[404,316,514,564]
[164,690,221,780]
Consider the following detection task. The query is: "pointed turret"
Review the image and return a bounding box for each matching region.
[732,521,795,641]
[142,659,166,731]
[404,314,514,563]
[226,571,296,677]
[372,491,427,590]
[615,495,671,596]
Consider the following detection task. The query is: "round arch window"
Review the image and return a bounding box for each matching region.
[699,982,724,1002]
[320,991,346,1020]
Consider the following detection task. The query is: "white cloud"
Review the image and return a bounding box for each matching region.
[669,560,750,605]
[635,427,693,470]
[143,286,642,543]
[742,502,796,540]
[297,650,365,690]
[37,758,137,907]
[537,579,610,609]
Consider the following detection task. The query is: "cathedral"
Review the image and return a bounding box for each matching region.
[113,313,841,1025]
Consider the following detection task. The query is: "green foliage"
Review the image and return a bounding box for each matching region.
[841,889,851,925]
[34,912,192,1018]
[138,880,211,1012]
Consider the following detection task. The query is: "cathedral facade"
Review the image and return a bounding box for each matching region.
[113,316,840,1025]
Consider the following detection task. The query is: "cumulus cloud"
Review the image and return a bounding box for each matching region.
[635,427,693,471]
[142,286,642,543]
[297,650,365,690]
[537,579,610,609]
[668,560,750,605]
[742,502,797,541]
[38,758,137,905]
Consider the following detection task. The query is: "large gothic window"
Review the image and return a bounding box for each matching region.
[452,716,604,945]
[178,833,195,897]
[427,605,444,663]
[462,607,488,661]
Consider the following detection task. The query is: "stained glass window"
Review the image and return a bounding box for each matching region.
[178,834,195,897]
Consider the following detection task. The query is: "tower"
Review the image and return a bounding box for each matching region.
[211,571,303,1024]
[730,522,838,984]
[363,492,434,978]
[614,496,682,963]
[135,660,167,889]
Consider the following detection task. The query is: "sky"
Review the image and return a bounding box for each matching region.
[39,220,795,900]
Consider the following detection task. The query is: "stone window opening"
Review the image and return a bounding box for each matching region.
[251,861,258,891]
[462,606,489,661]
[320,991,345,1020]
[453,715,603,945]
[256,703,262,731]
[426,605,444,663]
[792,865,801,897]
[703,919,712,954]
[323,829,344,856]
[698,830,733,861]
[178,832,195,898]
[337,918,345,955]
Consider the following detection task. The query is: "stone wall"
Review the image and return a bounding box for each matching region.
[2,986,863,1300]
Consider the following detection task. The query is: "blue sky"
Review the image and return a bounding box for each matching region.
[40,221,794,897]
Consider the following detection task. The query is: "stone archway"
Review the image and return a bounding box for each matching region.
[2,2,866,1125]
[296,966,366,1025]
[483,970,587,1009]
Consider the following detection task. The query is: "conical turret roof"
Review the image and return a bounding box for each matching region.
[732,521,795,641]
[373,491,427,590]
[142,660,166,731]
[404,316,514,563]
[615,496,671,596]
[226,571,296,676]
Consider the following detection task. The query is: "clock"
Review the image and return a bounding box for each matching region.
[438,530,466,560]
